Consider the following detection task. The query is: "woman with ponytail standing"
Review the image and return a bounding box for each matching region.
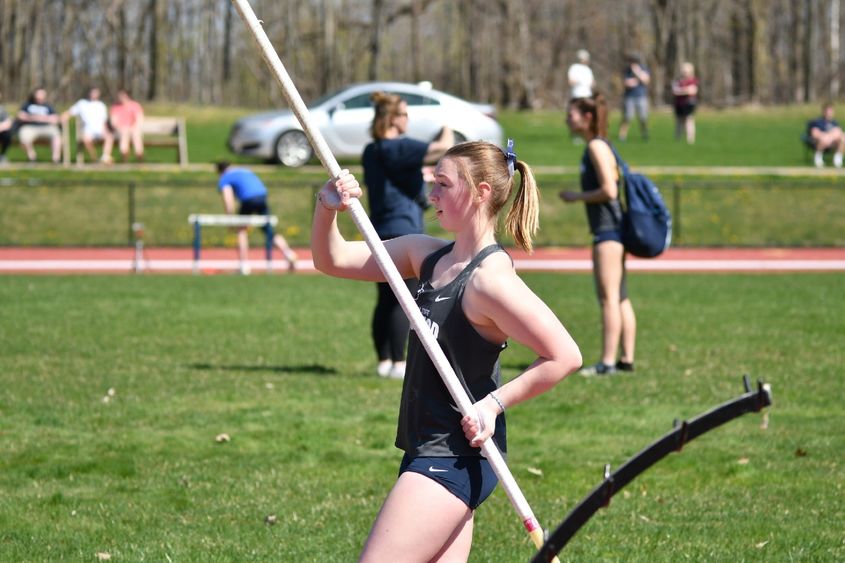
[312,141,582,561]
[560,93,637,376]
[363,92,453,379]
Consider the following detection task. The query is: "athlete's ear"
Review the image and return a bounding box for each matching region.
[475,181,492,204]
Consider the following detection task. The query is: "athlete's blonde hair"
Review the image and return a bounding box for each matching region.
[443,141,540,253]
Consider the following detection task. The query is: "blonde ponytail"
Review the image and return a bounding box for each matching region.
[504,160,540,253]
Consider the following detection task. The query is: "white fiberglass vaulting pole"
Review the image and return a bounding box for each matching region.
[230,1,556,558]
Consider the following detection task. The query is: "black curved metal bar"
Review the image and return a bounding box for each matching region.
[531,377,772,563]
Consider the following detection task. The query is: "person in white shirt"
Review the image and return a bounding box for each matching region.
[568,49,595,100]
[63,87,114,164]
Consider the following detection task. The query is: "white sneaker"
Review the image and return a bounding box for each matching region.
[814,152,824,168]
[834,154,843,168]
[376,361,392,378]
[388,363,406,380]
[239,264,251,276]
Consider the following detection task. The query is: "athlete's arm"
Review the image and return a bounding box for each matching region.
[558,140,619,205]
[424,126,454,164]
[461,257,582,447]
[582,140,619,203]
[220,185,237,214]
[311,170,445,281]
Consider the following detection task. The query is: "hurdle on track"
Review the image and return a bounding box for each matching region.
[188,214,278,274]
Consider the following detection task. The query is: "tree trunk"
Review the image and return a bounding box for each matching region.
[831,0,841,99]
[803,0,814,102]
[222,0,233,85]
[745,0,756,101]
[147,0,158,100]
[321,0,336,94]
[410,0,422,82]
[650,0,678,106]
[368,0,383,81]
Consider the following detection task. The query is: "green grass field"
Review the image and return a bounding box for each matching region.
[1,171,843,248]
[2,102,843,249]
[1,273,842,561]
[0,102,832,167]
[143,102,845,168]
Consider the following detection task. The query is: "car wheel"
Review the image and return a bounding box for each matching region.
[275,130,313,167]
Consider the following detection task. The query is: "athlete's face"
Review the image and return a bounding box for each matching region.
[430,157,475,232]
[566,103,590,134]
[391,101,410,135]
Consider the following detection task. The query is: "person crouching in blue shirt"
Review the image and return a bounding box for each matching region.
[216,162,298,274]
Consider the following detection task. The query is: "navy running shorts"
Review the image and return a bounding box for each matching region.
[238,197,269,215]
[399,454,499,510]
[593,229,622,245]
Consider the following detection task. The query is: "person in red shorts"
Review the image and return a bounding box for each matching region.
[672,62,699,144]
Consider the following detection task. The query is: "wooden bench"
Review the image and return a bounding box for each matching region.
[74,115,188,166]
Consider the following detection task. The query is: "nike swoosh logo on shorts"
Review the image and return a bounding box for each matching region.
[434,295,451,302]
[428,466,448,473]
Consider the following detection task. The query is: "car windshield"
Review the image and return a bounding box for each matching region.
[307,86,442,109]
[307,86,350,108]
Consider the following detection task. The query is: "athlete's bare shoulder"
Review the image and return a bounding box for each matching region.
[398,235,452,279]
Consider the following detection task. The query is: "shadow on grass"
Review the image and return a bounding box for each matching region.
[187,362,338,376]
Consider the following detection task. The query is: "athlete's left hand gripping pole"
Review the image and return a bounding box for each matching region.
[230,1,557,559]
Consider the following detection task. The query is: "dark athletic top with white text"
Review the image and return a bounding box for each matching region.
[396,243,508,457]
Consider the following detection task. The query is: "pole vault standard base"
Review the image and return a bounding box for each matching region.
[188,213,279,274]
[531,376,773,562]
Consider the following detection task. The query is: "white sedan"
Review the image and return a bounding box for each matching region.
[227,81,505,167]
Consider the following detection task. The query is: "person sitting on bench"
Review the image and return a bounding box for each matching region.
[64,87,115,164]
[110,89,145,163]
[17,87,63,164]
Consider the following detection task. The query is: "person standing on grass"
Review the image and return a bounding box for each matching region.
[807,102,844,168]
[110,89,145,163]
[362,91,454,380]
[560,93,637,376]
[568,48,596,100]
[216,162,297,275]
[617,53,650,142]
[672,62,699,144]
[312,141,582,562]
[63,87,115,164]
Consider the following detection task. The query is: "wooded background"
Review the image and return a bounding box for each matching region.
[0,0,842,109]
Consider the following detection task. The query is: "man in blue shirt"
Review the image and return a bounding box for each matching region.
[618,53,651,142]
[807,103,844,168]
[217,162,297,274]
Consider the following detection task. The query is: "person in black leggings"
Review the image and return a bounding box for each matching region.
[361,91,453,378]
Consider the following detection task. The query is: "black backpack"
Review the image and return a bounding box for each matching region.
[611,149,672,258]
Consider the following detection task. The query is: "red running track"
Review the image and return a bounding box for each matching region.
[0,246,843,274]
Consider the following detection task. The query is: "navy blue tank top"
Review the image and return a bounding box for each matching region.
[580,138,623,235]
[396,243,508,457]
